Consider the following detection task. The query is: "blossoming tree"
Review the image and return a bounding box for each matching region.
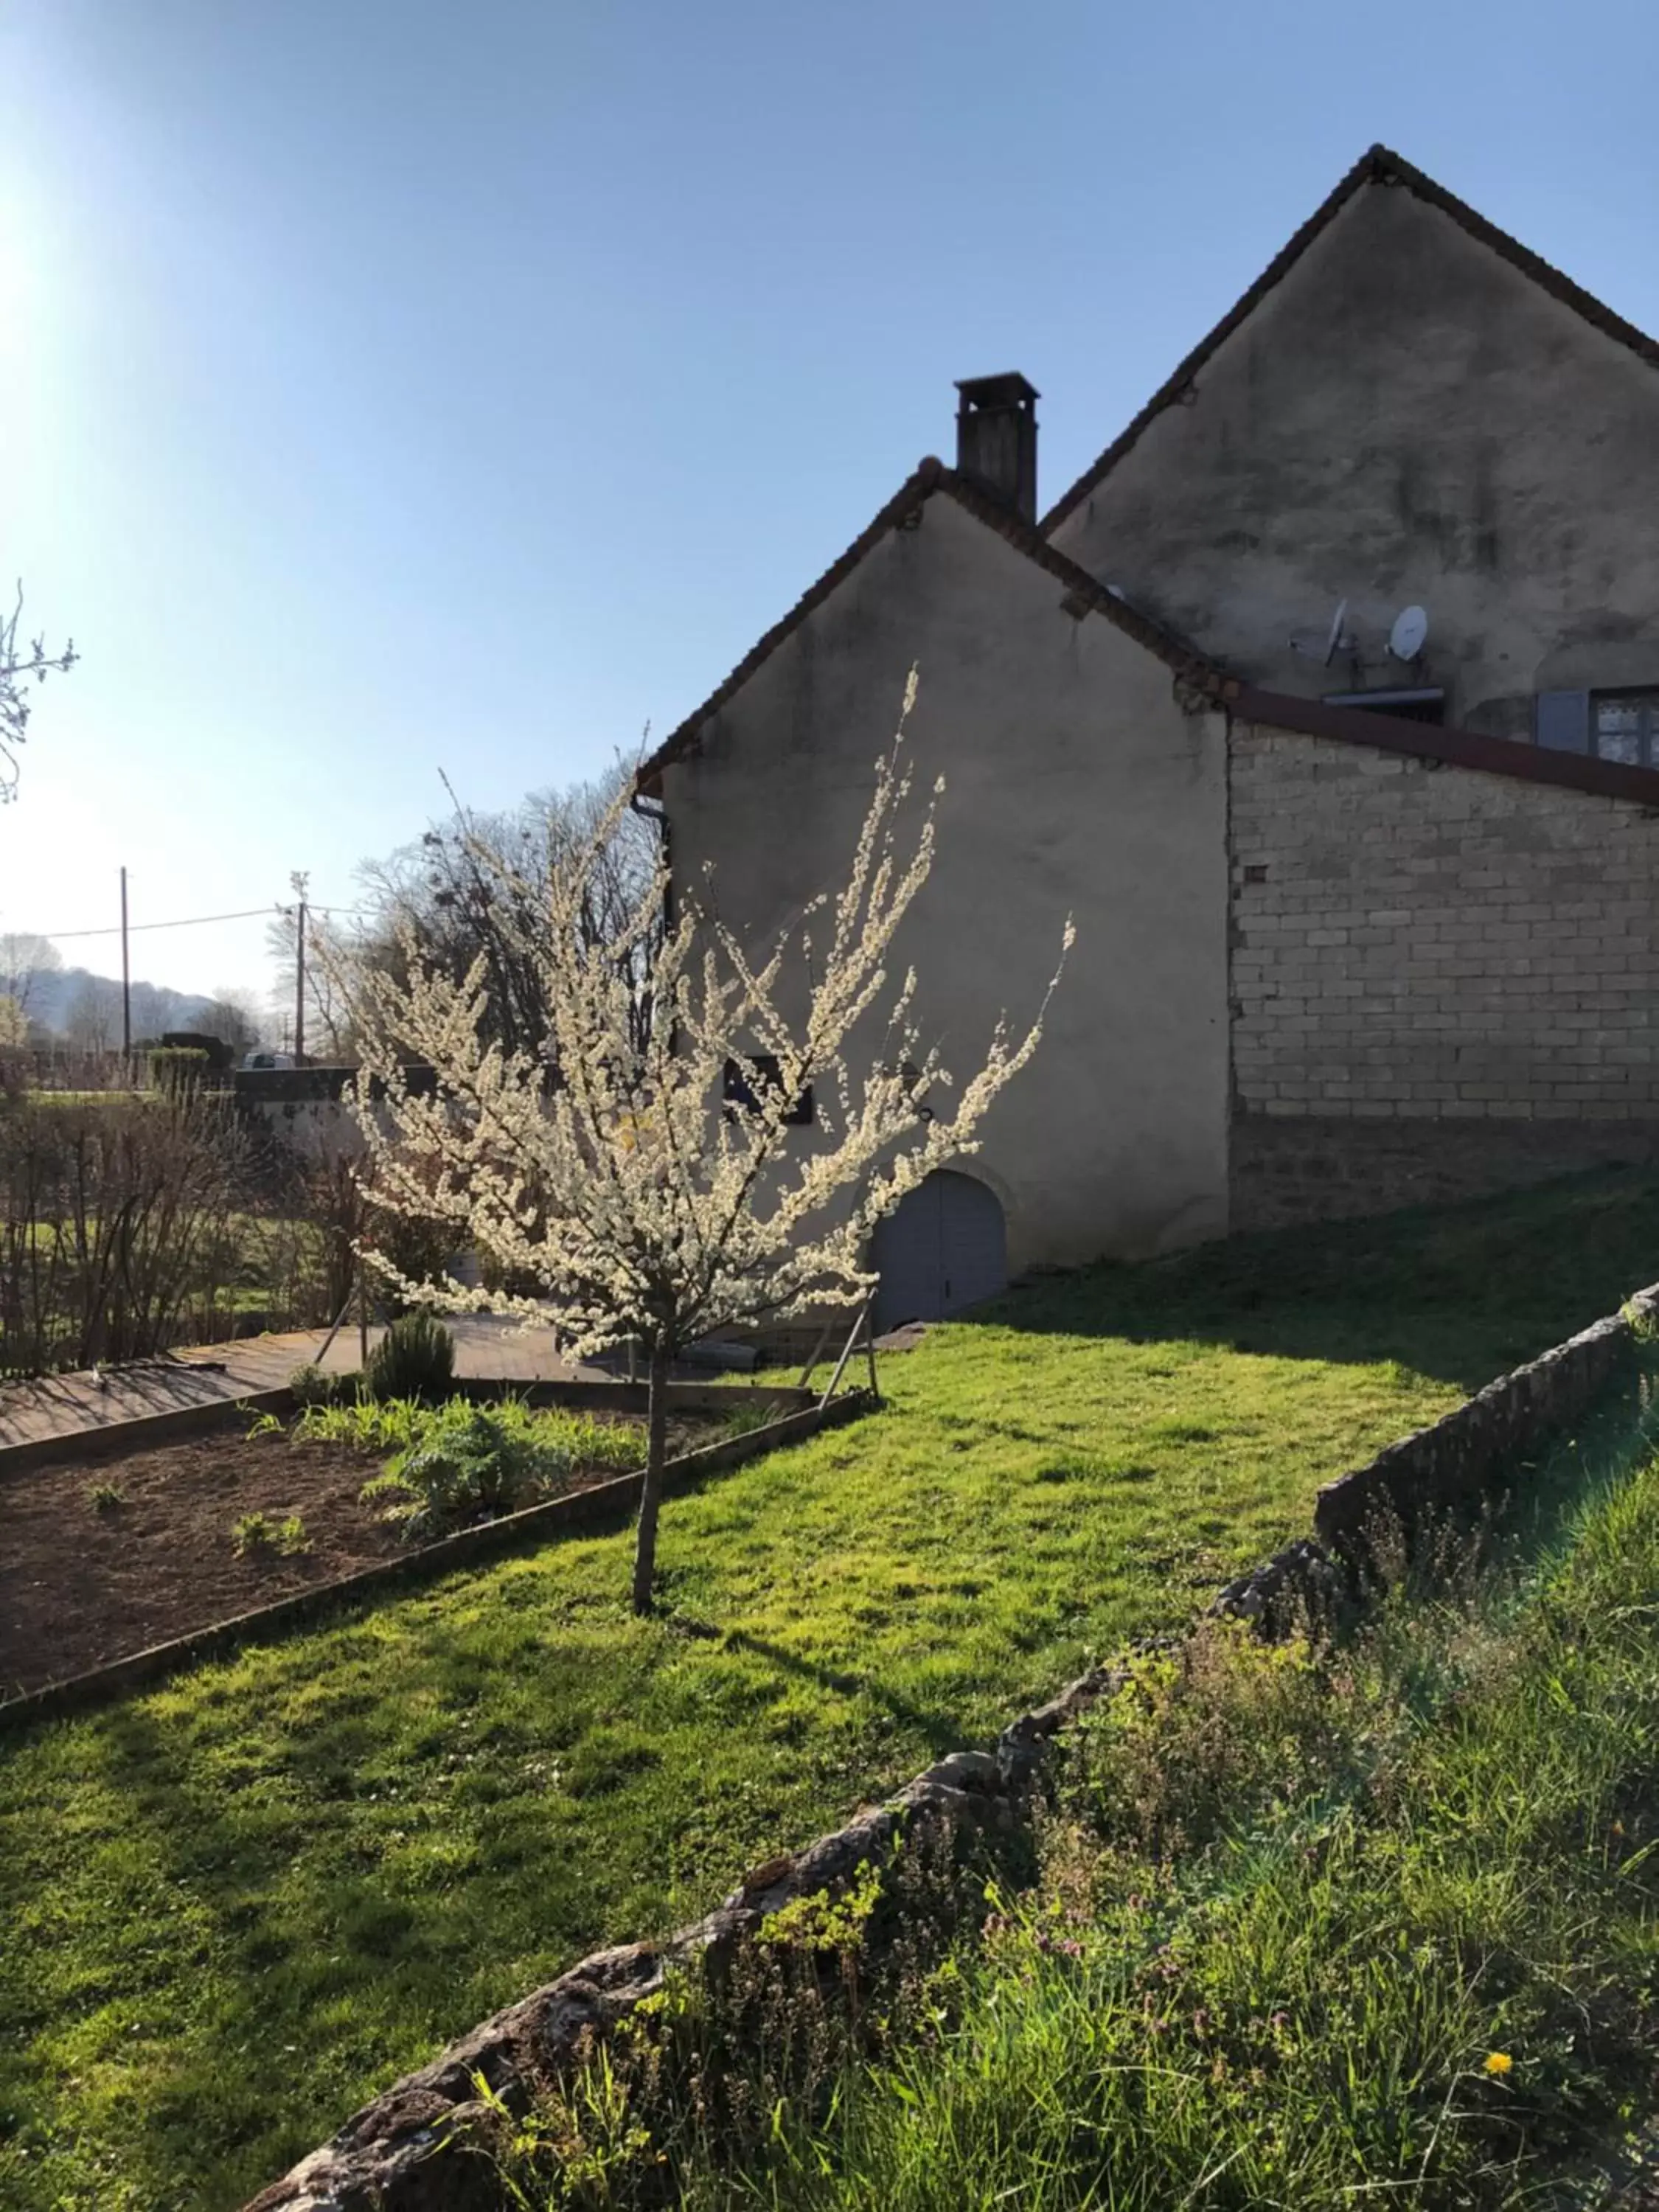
[341,677,1070,1612]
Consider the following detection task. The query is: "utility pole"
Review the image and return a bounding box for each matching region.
[119,865,131,1071]
[290,869,310,1066]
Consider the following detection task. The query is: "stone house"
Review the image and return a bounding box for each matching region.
[639,146,1659,1325]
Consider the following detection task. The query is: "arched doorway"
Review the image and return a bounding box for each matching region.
[871,1169,1007,1332]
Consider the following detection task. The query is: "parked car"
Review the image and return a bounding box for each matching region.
[240,1051,297,1071]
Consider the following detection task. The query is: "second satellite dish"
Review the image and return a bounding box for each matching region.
[1389,605,1429,661]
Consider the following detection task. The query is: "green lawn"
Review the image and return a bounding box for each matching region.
[630,1388,1659,2212]
[3,1169,1659,2211]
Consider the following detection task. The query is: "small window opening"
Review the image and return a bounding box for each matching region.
[1592,689,1659,768]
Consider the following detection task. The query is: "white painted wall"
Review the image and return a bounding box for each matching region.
[660,491,1231,1270]
[1049,181,1659,742]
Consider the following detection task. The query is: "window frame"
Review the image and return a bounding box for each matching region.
[1590,686,1659,769]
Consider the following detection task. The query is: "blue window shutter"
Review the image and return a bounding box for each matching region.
[1536,690,1590,752]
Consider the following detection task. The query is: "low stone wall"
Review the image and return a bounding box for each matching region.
[1230,1111,1659,1233]
[1214,1288,1656,1629]
[248,1282,1659,2212]
[247,1665,1123,2212]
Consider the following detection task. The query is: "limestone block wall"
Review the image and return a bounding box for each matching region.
[1230,723,1659,1124]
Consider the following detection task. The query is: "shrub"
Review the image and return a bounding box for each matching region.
[147,1046,211,1095]
[0,1090,254,1374]
[361,1403,574,1542]
[364,1204,462,1318]
[88,1482,124,1512]
[288,1361,357,1410]
[365,1310,455,1404]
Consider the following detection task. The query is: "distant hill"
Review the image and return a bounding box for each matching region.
[15,966,218,1040]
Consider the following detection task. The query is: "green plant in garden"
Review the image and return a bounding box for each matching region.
[231,1512,309,1558]
[364,1311,455,1404]
[294,1394,429,1453]
[296,1391,644,1484]
[86,1481,123,1512]
[288,1362,358,1410]
[229,1504,310,1557]
[721,1397,781,1440]
[357,1402,639,1542]
[231,1511,276,1555]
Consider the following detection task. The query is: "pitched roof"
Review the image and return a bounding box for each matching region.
[1041,143,1659,537]
[636,459,1225,786]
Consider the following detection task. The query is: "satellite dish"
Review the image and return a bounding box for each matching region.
[1288,597,1356,664]
[1389,605,1429,661]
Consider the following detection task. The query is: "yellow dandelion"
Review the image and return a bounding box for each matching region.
[1484,2051,1513,2077]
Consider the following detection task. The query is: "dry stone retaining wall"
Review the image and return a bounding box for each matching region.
[249,1283,1659,2212]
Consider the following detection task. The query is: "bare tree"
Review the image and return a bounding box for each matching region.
[64,978,120,1056]
[195,988,268,1060]
[338,678,1070,1613]
[356,762,664,1062]
[265,903,364,1062]
[1,584,77,803]
[0,933,62,1023]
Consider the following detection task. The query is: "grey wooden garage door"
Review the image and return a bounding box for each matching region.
[871,1169,1006,1332]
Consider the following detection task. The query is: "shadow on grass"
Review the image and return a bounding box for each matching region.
[971,1167,1659,1394]
[710,1624,964,1760]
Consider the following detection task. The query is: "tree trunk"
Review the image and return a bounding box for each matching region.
[631,1338,671,1615]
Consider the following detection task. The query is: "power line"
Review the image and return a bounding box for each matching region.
[32,905,274,939]
[18,901,370,941]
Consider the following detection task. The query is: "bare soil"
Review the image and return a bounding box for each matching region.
[0,1413,674,1699]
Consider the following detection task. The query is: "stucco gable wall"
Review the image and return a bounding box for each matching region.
[661,493,1230,1268]
[1048,181,1659,738]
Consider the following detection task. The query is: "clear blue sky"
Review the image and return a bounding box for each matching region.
[3,0,1656,1004]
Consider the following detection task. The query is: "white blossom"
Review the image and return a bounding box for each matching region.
[330,675,1070,1608]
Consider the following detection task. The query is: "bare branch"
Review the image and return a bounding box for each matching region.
[0,582,78,804]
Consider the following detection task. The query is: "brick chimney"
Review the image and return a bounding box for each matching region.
[954,373,1039,522]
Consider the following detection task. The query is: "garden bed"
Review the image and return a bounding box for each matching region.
[0,1402,723,1701]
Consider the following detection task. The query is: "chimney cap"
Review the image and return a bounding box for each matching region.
[955,372,1040,409]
